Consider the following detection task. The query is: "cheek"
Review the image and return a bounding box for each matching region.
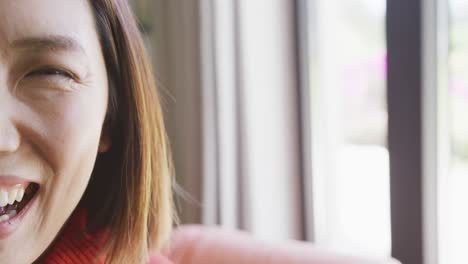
[29,87,109,231]
[60,100,101,170]
[11,84,109,248]
[21,86,108,180]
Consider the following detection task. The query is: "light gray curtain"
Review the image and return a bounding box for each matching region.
[149,0,307,241]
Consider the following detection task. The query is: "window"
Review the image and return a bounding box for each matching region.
[444,0,468,263]
[303,0,391,258]
[153,0,468,263]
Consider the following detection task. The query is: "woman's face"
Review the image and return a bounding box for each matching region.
[0,0,109,262]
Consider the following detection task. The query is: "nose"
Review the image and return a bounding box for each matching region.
[0,96,20,154]
[0,118,20,153]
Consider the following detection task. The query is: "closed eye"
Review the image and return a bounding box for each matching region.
[26,67,75,80]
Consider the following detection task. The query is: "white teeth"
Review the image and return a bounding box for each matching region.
[15,188,25,203]
[0,186,27,207]
[0,186,27,206]
[0,214,9,223]
[7,210,16,218]
[7,189,17,205]
[0,210,17,223]
[0,191,8,207]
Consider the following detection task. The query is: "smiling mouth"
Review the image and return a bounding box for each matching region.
[0,183,39,223]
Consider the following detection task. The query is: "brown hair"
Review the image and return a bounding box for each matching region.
[80,0,174,263]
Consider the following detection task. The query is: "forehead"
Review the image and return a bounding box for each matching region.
[0,0,99,57]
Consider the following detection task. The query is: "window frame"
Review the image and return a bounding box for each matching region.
[298,0,442,263]
[386,0,424,262]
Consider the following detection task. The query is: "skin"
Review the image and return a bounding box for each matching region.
[0,0,110,262]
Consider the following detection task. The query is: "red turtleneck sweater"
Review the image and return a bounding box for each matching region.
[40,209,172,264]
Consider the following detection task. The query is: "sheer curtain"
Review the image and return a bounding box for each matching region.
[140,1,467,263]
[149,0,306,241]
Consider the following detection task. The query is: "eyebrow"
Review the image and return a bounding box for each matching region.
[10,35,86,54]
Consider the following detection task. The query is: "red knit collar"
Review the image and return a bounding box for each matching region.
[40,209,109,263]
[37,209,172,263]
